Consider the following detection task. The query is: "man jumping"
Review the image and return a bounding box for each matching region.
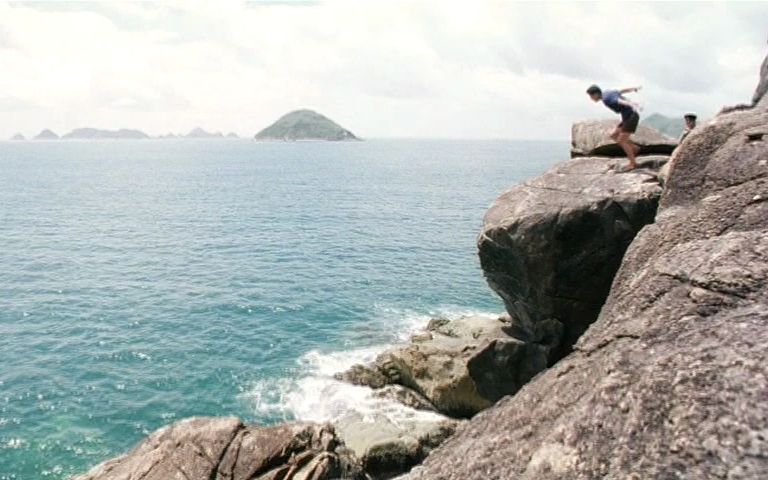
[586,84,642,170]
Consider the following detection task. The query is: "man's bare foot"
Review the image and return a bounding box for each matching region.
[613,162,638,173]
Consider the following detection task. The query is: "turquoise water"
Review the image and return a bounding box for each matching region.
[0,139,564,478]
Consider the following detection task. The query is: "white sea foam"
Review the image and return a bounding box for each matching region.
[241,308,498,424]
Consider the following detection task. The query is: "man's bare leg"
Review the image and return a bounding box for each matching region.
[610,126,621,142]
[617,131,638,169]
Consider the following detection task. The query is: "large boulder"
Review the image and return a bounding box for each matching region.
[478,155,667,357]
[404,77,768,479]
[71,417,363,480]
[335,407,457,479]
[571,119,677,157]
[338,315,552,417]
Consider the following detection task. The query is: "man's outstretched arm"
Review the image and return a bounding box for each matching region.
[619,86,642,94]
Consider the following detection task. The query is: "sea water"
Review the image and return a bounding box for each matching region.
[0,138,565,478]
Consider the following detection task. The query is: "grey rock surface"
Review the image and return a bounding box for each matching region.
[478,155,667,358]
[338,315,549,417]
[335,407,457,479]
[70,417,363,480]
[404,82,768,480]
[371,385,437,412]
[571,119,677,157]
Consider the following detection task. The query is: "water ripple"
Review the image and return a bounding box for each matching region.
[0,139,564,479]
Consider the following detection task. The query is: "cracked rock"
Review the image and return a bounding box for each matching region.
[70,418,363,480]
[478,154,669,362]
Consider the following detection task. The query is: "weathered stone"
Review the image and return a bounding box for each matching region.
[478,155,667,357]
[335,363,394,389]
[371,385,437,412]
[657,158,672,186]
[335,408,457,479]
[404,80,768,480]
[571,119,677,157]
[338,315,551,417]
[71,417,363,480]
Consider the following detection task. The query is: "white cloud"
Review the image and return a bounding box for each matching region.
[0,0,764,139]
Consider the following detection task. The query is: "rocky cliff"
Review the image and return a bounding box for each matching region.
[478,154,668,362]
[71,53,767,480]
[404,55,768,480]
[72,418,364,480]
[570,120,677,157]
[69,133,675,480]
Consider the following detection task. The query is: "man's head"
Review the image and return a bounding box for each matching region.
[684,113,697,128]
[586,85,602,102]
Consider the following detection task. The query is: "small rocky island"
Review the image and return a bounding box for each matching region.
[34,129,59,140]
[254,109,359,141]
[63,128,150,140]
[185,127,224,138]
[641,112,686,138]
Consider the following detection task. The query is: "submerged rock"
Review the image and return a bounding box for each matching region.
[405,68,768,480]
[71,417,363,480]
[571,119,677,157]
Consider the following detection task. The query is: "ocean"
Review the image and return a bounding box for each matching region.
[0,138,564,479]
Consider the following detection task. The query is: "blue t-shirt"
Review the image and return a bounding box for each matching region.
[602,90,634,118]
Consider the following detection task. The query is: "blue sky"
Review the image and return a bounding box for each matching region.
[0,1,765,139]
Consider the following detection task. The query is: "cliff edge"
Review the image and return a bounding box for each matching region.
[405,54,768,480]
[71,52,768,480]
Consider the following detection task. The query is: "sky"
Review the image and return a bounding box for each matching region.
[0,1,765,140]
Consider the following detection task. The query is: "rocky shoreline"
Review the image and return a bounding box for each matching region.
[71,54,767,480]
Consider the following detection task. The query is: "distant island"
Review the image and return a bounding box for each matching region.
[12,127,242,140]
[641,113,685,139]
[185,127,224,138]
[254,109,359,141]
[63,128,150,139]
[34,129,59,140]
[12,113,360,142]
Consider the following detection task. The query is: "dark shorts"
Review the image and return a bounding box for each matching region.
[618,111,640,133]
